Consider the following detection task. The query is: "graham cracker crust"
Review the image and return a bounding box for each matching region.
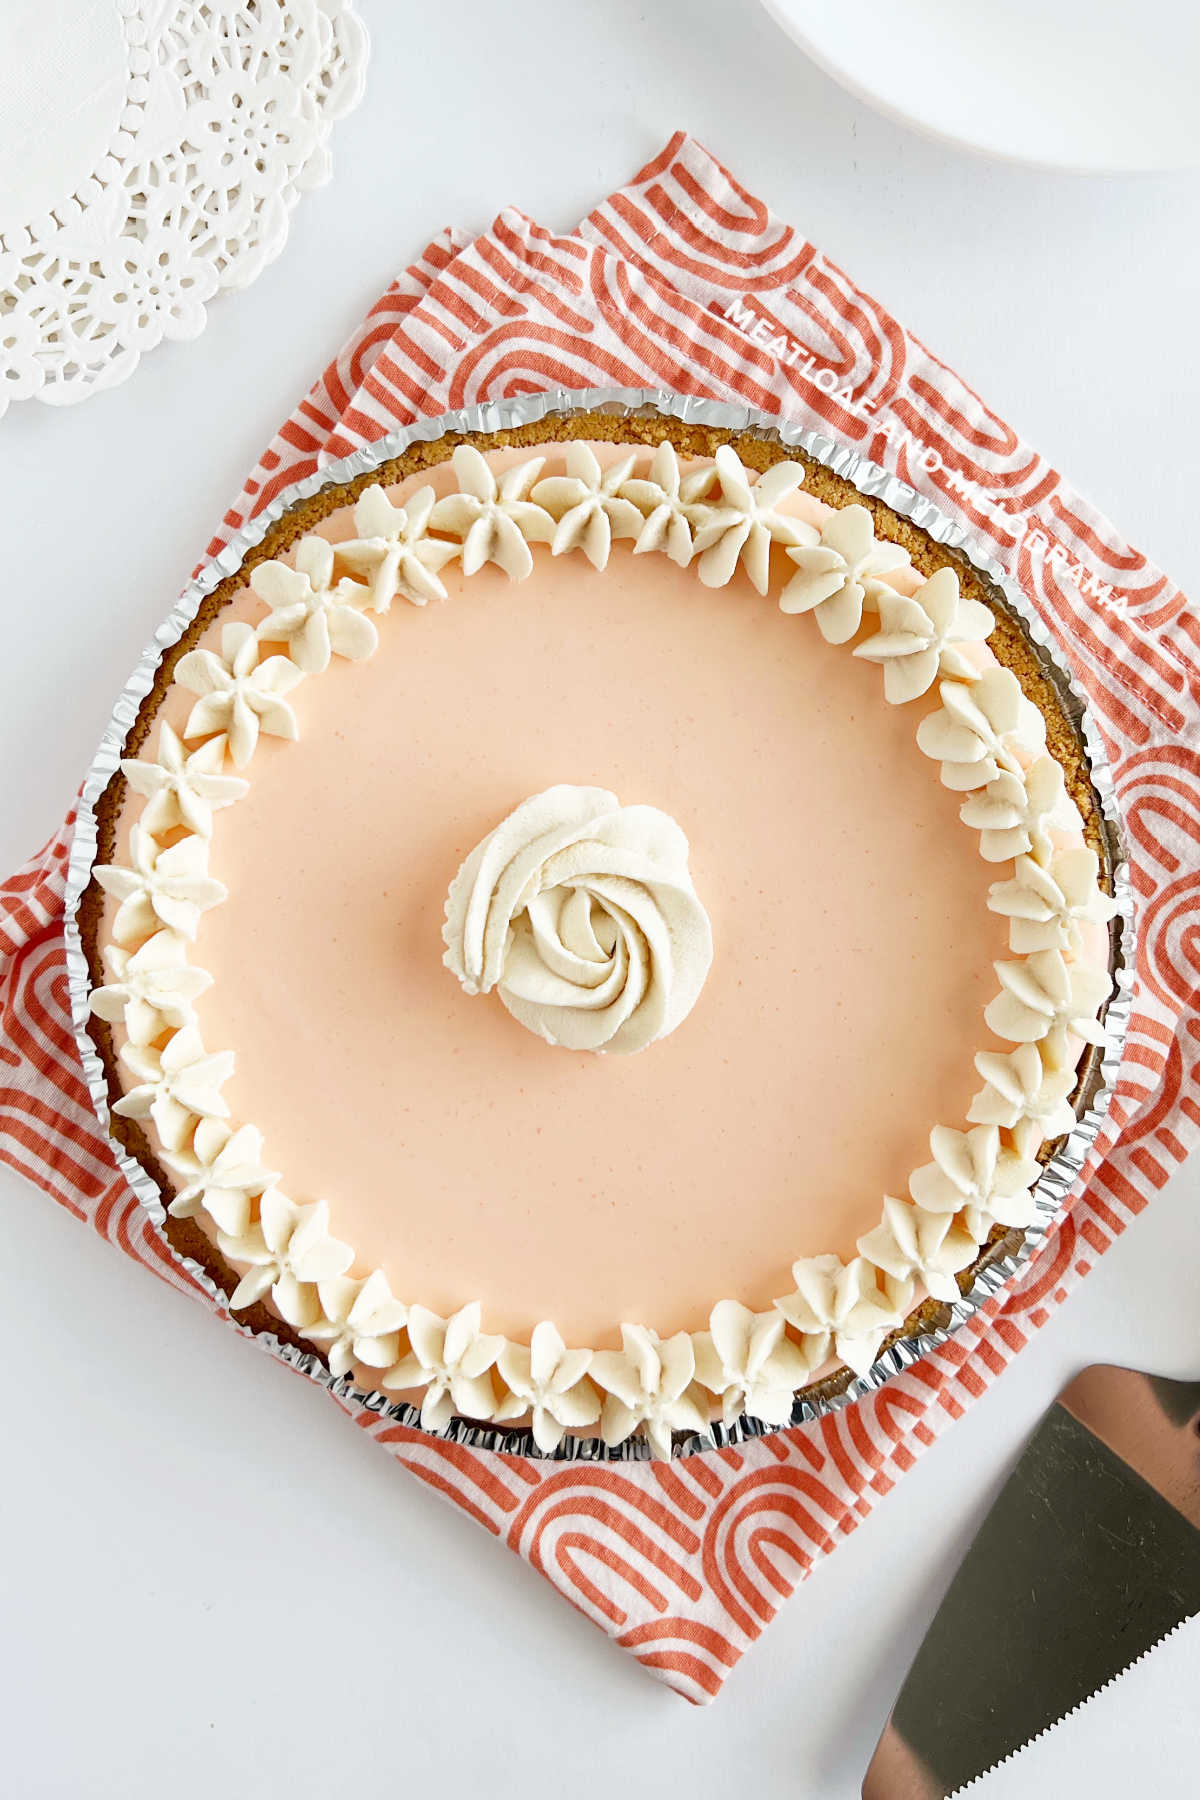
[77,408,1110,1419]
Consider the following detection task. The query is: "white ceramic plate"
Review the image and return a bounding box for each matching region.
[760,0,1200,173]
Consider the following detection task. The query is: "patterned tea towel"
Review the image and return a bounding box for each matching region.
[4,134,1197,1703]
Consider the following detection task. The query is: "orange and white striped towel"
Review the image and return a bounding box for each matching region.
[4,135,1197,1704]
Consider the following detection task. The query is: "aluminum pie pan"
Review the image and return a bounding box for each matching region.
[63,384,1136,1461]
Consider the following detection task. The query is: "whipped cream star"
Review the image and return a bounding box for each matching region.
[590,1324,709,1458]
[774,1254,911,1378]
[120,723,248,838]
[968,1042,1079,1159]
[857,1196,980,1304]
[780,503,910,642]
[854,566,994,701]
[335,483,458,609]
[690,445,817,595]
[383,1301,504,1431]
[960,758,1083,863]
[89,930,212,1045]
[495,1321,601,1452]
[690,1300,814,1427]
[250,535,378,674]
[987,847,1117,953]
[530,442,645,570]
[219,1191,353,1327]
[908,1123,1041,1232]
[176,621,304,767]
[429,445,554,580]
[113,1026,235,1152]
[916,668,1046,792]
[985,949,1112,1058]
[302,1269,409,1376]
[161,1120,279,1236]
[93,825,227,947]
[618,441,717,566]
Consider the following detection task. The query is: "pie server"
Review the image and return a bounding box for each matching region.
[861,1363,1200,1797]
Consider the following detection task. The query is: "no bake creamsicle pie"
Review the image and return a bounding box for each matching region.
[80,408,1118,1457]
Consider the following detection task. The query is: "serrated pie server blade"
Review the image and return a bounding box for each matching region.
[861,1364,1200,1799]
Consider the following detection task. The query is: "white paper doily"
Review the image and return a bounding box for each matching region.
[0,1,369,416]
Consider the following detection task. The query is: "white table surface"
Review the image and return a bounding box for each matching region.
[2,5,1198,1795]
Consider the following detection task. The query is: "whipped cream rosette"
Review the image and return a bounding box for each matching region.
[442,784,713,1056]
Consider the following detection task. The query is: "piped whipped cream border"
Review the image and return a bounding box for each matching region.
[64,389,1135,1461]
